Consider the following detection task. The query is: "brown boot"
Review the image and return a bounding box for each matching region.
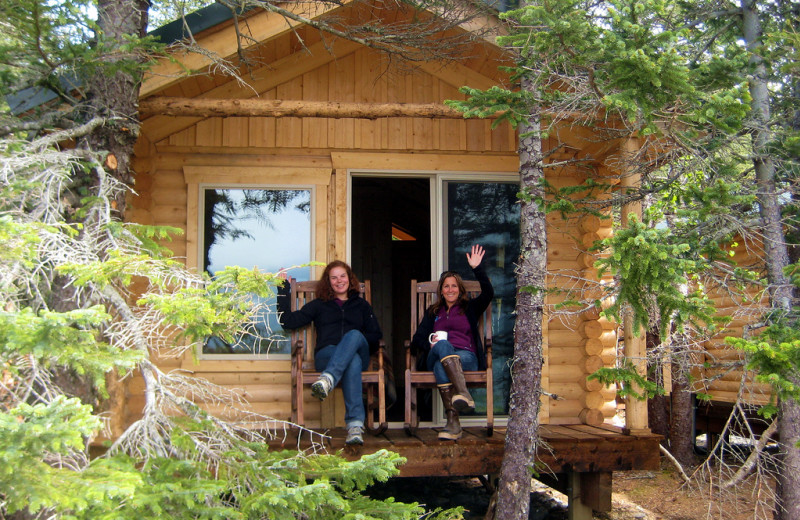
[441,355,475,413]
[437,384,462,440]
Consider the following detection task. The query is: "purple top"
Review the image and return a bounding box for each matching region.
[434,304,475,353]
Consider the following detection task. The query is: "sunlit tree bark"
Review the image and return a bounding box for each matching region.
[492,72,546,520]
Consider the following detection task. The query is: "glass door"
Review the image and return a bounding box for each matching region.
[441,180,520,417]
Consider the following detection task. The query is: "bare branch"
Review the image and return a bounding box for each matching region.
[720,418,778,491]
[660,444,691,483]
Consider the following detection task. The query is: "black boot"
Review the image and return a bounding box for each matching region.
[437,384,462,440]
[441,355,475,413]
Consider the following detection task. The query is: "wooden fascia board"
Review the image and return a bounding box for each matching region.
[183,165,332,185]
[457,16,507,45]
[141,38,361,143]
[410,0,508,47]
[141,0,353,98]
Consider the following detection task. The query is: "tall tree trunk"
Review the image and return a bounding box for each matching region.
[741,2,798,518]
[83,0,149,215]
[646,327,670,441]
[50,0,150,432]
[669,337,695,468]
[788,4,800,268]
[492,74,546,520]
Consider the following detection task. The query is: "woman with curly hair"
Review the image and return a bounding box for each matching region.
[277,261,382,445]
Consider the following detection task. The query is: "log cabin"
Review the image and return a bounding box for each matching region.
[10,0,773,516]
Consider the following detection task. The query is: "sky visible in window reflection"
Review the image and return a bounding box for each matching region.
[205,188,312,280]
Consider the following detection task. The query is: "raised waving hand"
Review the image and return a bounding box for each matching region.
[466,244,485,269]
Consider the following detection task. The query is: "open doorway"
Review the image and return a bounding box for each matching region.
[351,176,431,423]
[352,175,521,424]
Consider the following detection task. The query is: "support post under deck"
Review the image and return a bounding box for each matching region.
[566,471,594,520]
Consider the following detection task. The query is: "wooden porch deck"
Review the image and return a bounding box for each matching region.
[269,423,661,517]
[270,423,661,477]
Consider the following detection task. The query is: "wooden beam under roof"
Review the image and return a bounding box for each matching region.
[140,96,479,119]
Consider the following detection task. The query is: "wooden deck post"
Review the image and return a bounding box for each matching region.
[565,471,594,520]
[619,138,650,434]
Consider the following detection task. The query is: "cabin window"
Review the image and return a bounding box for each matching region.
[200,187,312,356]
[443,180,520,416]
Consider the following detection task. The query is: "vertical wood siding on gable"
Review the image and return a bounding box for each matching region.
[162,48,515,153]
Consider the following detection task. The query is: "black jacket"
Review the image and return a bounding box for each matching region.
[276,284,382,354]
[410,265,494,370]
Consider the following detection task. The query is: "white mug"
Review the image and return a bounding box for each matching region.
[428,331,448,344]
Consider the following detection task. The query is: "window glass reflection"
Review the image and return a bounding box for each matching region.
[446,181,520,416]
[201,188,311,355]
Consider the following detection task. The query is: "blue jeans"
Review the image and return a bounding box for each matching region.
[426,340,478,385]
[314,329,370,428]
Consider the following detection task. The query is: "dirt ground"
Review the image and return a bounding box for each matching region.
[600,465,774,520]
[366,460,775,519]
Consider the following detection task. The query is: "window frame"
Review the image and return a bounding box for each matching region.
[346,168,519,428]
[195,183,316,361]
[439,177,520,424]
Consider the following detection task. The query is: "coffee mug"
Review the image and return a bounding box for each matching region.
[428,331,448,344]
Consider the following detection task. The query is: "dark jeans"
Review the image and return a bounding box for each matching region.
[314,329,370,428]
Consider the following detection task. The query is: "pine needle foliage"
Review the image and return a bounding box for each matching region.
[594,214,719,337]
[588,359,664,400]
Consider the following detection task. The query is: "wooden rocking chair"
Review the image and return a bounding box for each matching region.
[404,279,494,436]
[287,278,387,434]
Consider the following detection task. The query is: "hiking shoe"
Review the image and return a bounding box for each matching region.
[311,373,333,400]
[345,426,364,446]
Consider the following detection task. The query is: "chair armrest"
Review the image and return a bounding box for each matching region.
[404,339,415,371]
[292,339,304,357]
[291,339,306,370]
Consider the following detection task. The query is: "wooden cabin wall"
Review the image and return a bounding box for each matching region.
[543,164,618,427]
[695,239,771,406]
[121,35,626,432]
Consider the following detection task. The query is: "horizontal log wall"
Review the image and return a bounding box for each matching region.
[543,168,618,427]
[697,240,770,405]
